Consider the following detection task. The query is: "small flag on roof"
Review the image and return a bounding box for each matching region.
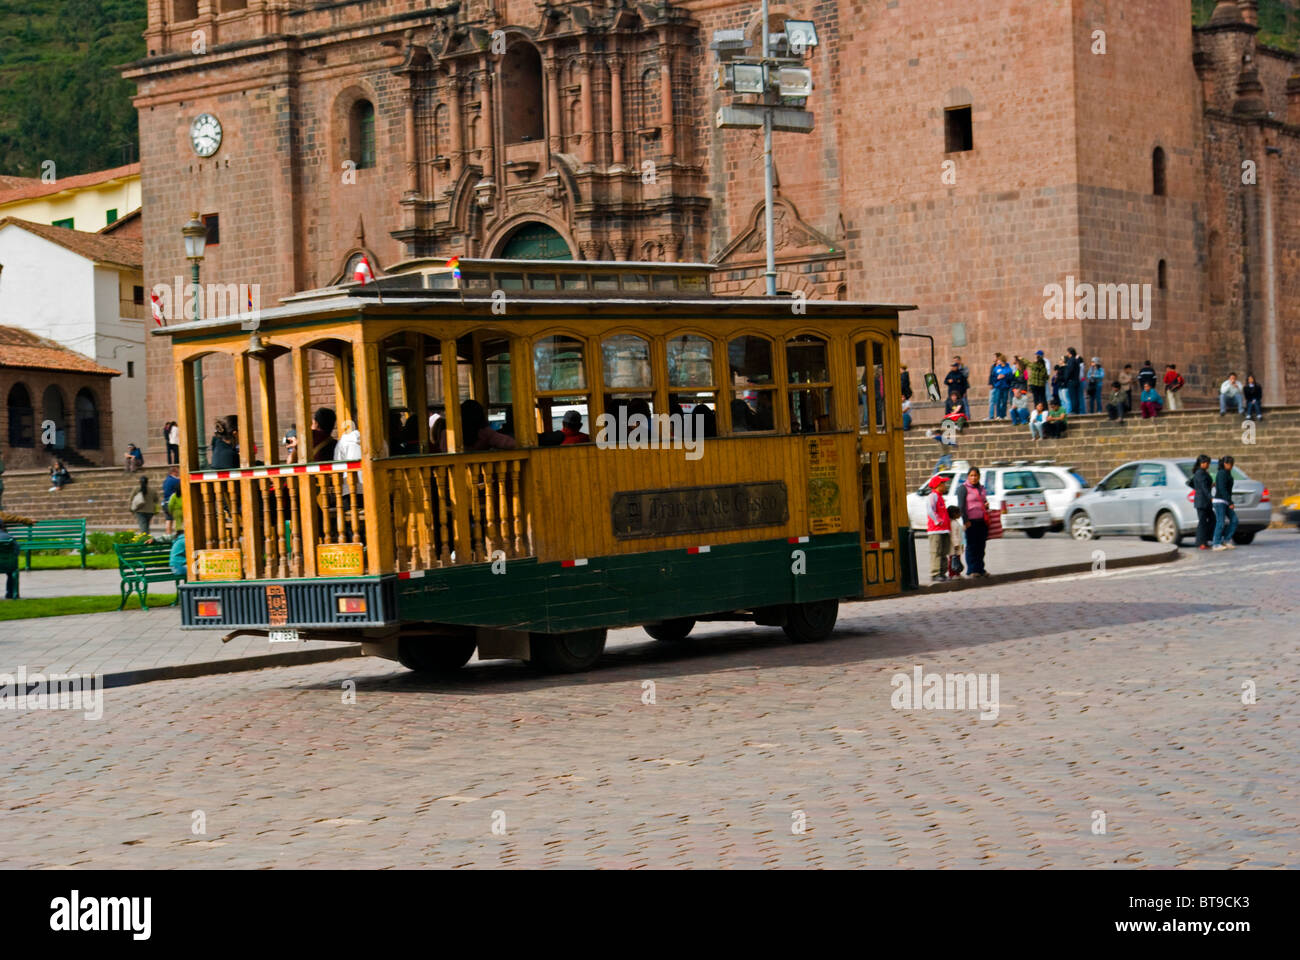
[446,255,461,281]
[354,254,374,285]
[150,291,165,326]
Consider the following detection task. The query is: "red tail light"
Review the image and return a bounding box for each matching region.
[1262,488,1270,503]
[1187,491,1195,503]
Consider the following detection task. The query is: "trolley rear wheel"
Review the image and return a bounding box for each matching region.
[782,599,839,643]
[530,629,607,673]
[644,618,696,642]
[396,635,477,676]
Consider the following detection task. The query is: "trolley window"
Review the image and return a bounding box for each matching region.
[786,334,832,434]
[728,335,776,433]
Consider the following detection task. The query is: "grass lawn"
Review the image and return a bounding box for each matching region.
[25,553,120,570]
[0,593,176,621]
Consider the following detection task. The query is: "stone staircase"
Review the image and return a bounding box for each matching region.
[2,466,173,529]
[905,406,1300,502]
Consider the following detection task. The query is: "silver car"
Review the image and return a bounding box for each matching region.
[1066,458,1271,545]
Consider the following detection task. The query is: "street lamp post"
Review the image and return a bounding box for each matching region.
[713,13,818,298]
[182,213,208,467]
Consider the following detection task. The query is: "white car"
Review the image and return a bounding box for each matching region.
[906,461,1053,536]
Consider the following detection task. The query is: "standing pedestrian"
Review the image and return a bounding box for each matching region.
[957,466,991,577]
[1187,454,1214,551]
[1162,365,1185,412]
[1137,360,1158,393]
[926,475,953,582]
[164,420,181,464]
[1028,350,1048,409]
[900,364,913,403]
[1086,357,1105,413]
[1064,348,1084,415]
[161,466,181,536]
[1211,455,1239,550]
[129,476,160,534]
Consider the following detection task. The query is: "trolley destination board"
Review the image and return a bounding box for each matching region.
[610,482,789,540]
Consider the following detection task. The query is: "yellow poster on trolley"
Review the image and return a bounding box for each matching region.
[195,549,242,581]
[806,437,842,535]
[317,543,365,577]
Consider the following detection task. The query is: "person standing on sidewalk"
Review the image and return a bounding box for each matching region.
[1162,364,1185,412]
[1063,348,1084,415]
[161,466,181,537]
[1119,363,1136,412]
[926,476,953,582]
[1028,351,1049,409]
[1187,454,1214,550]
[129,476,160,535]
[957,466,991,578]
[1212,455,1240,550]
[165,420,181,464]
[1086,357,1106,413]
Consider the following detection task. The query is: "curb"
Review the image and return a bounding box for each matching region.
[98,644,364,690]
[917,544,1180,593]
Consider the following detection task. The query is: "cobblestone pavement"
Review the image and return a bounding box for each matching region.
[2,531,1296,869]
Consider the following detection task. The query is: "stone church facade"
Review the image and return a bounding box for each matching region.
[126,0,1298,452]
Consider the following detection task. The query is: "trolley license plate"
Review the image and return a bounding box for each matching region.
[268,629,301,644]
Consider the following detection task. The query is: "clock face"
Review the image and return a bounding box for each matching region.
[190,113,222,157]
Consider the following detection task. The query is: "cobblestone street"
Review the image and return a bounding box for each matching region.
[2,532,1296,869]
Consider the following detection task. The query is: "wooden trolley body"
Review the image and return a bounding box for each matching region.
[159,260,916,669]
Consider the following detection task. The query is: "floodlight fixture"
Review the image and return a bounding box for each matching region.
[776,66,814,98]
[731,63,767,95]
[784,20,819,53]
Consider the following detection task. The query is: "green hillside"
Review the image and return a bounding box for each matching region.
[0,0,145,178]
[1192,0,1300,51]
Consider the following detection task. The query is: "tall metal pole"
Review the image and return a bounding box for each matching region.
[761,0,777,296]
[191,259,207,468]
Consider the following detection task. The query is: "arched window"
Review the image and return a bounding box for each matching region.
[350,99,376,170]
[75,388,100,450]
[501,45,544,143]
[42,385,66,450]
[786,335,833,433]
[727,335,776,433]
[1152,146,1166,196]
[6,383,34,447]
[499,223,571,260]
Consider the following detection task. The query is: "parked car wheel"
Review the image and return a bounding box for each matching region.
[1025,528,1047,539]
[1069,512,1096,541]
[1232,529,1257,545]
[1154,510,1182,546]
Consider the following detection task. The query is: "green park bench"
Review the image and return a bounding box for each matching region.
[7,519,88,569]
[0,539,19,598]
[115,542,184,611]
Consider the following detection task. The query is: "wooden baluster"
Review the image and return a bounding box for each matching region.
[331,472,346,546]
[481,461,498,560]
[315,474,332,544]
[510,459,525,556]
[260,478,275,579]
[436,464,452,566]
[348,470,362,544]
[275,480,289,578]
[392,468,409,571]
[229,480,242,553]
[409,467,430,569]
[286,477,302,576]
[201,482,216,550]
[494,461,510,558]
[469,462,484,563]
[418,466,434,568]
[407,470,421,570]
[215,483,228,549]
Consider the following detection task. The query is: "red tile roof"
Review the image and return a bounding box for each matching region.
[0,216,141,270]
[0,326,121,376]
[0,162,139,207]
